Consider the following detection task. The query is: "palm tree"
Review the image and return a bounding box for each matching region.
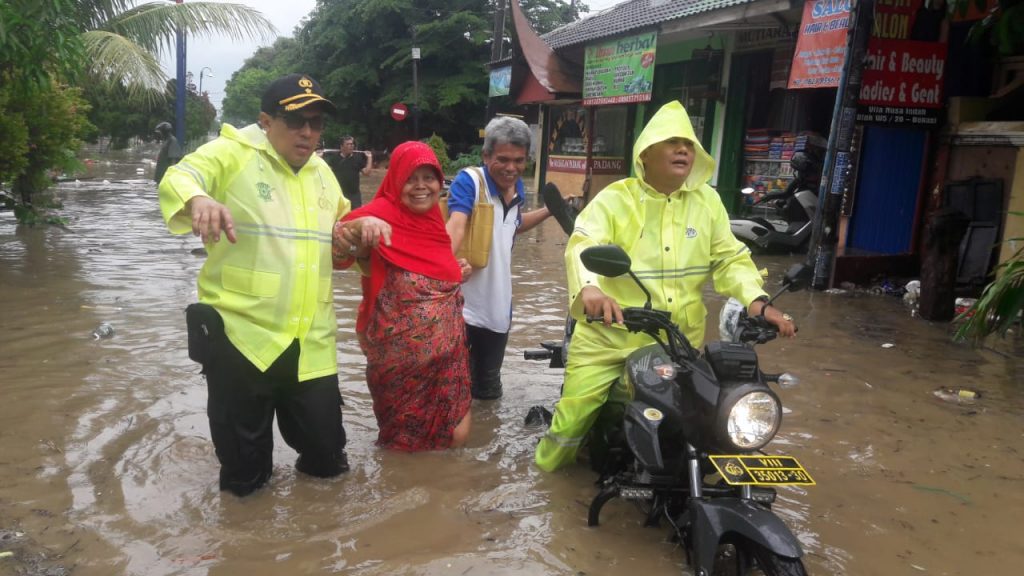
[78,0,276,98]
[955,212,1024,342]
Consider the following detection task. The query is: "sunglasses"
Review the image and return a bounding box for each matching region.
[276,113,326,131]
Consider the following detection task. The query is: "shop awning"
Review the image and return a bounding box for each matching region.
[508,0,581,104]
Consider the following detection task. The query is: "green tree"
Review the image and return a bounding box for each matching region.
[1,81,93,221]
[223,0,583,152]
[221,37,302,127]
[0,0,84,86]
[293,1,488,150]
[85,79,217,149]
[0,0,92,223]
[522,0,588,34]
[77,0,276,98]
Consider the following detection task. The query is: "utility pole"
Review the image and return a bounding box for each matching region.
[174,0,186,146]
[806,0,875,289]
[491,0,507,62]
[486,0,507,123]
[412,35,420,140]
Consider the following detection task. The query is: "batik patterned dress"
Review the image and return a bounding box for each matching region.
[358,261,471,451]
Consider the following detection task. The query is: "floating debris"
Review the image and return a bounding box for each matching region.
[932,387,980,405]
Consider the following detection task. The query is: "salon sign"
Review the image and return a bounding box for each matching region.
[583,31,657,106]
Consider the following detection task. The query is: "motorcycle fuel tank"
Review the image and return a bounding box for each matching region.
[623,344,722,450]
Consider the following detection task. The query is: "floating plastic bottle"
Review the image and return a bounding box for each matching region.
[932,387,980,405]
[92,322,114,339]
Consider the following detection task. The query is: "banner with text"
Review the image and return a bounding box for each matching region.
[583,32,657,106]
[489,66,511,97]
[788,0,851,89]
[856,39,946,126]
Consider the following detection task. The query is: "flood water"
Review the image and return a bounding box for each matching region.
[1,149,1022,576]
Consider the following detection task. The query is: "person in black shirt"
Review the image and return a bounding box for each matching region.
[325,136,371,208]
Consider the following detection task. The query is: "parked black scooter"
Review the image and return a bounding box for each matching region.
[526,245,814,576]
[730,152,821,253]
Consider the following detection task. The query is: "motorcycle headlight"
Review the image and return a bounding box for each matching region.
[726,391,781,450]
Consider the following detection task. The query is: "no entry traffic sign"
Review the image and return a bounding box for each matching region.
[390,103,409,121]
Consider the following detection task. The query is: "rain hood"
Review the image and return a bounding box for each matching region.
[633,100,715,192]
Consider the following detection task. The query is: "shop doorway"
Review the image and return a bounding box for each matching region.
[847,126,928,254]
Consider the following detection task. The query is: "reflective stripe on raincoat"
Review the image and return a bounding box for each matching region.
[535,101,767,472]
[159,123,349,381]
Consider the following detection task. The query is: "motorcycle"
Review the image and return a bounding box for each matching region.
[525,245,814,576]
[730,152,821,253]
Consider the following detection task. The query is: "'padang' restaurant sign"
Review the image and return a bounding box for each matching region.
[856,39,946,126]
[583,32,657,106]
[548,156,626,174]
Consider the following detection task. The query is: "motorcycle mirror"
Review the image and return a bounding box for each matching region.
[783,263,812,291]
[580,245,632,277]
[741,187,755,195]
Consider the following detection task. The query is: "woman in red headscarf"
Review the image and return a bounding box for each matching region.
[333,141,471,451]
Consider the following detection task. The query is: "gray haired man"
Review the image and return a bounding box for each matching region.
[445,116,553,399]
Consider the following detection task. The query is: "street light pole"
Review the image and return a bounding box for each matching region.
[199,66,213,96]
[174,0,187,146]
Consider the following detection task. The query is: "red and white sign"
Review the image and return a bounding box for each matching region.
[788,0,851,89]
[859,39,946,108]
[390,103,409,121]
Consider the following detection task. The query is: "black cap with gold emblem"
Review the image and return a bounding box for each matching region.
[260,73,337,115]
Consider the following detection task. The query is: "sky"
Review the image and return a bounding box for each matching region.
[160,0,625,113]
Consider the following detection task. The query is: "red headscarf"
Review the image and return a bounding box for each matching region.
[339,141,461,332]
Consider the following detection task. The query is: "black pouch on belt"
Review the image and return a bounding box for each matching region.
[185,303,224,367]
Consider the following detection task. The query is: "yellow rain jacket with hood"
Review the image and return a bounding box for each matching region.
[159,123,349,381]
[535,101,767,472]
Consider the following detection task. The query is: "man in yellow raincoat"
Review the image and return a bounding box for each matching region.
[160,74,351,496]
[535,101,796,472]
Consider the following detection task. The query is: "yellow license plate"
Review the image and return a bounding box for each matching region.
[709,455,815,486]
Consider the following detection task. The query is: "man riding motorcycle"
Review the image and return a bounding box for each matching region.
[535,100,796,472]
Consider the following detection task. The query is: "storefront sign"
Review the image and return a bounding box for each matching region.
[736,26,798,51]
[856,39,946,126]
[547,156,626,174]
[788,0,851,89]
[489,66,511,97]
[583,32,657,106]
[873,0,920,39]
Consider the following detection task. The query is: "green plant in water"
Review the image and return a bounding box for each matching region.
[955,211,1024,342]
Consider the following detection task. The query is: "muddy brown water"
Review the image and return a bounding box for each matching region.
[1,151,1022,576]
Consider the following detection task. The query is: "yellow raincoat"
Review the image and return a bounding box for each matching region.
[535,101,767,472]
[159,123,349,381]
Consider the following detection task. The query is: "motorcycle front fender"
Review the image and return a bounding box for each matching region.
[689,497,802,575]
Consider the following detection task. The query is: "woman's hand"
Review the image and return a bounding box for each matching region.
[457,257,473,281]
[355,216,392,248]
[336,217,392,257]
[580,285,623,326]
